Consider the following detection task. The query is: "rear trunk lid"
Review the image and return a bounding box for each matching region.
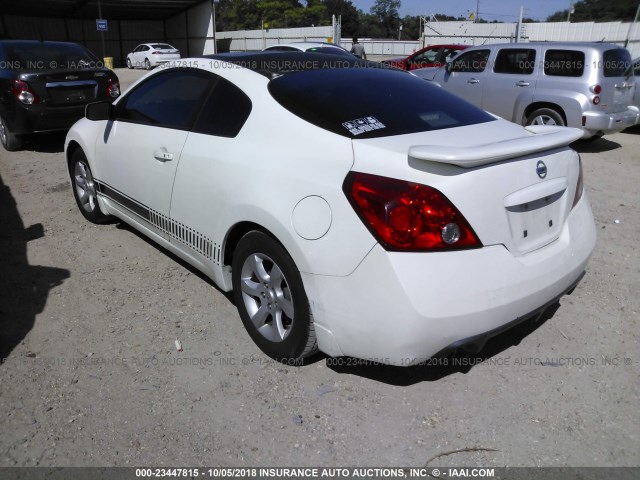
[20,69,115,106]
[351,121,583,256]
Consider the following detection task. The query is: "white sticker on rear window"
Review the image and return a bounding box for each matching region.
[342,116,386,136]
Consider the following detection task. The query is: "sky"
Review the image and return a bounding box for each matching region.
[351,0,575,22]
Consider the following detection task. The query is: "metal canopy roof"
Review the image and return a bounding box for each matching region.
[1,0,207,20]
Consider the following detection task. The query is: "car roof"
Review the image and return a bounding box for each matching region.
[203,51,391,79]
[266,42,345,50]
[0,39,83,47]
[463,41,625,51]
[419,44,469,49]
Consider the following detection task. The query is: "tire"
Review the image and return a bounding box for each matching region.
[127,58,132,69]
[525,108,565,127]
[144,58,151,70]
[232,231,318,363]
[69,149,111,224]
[0,114,23,151]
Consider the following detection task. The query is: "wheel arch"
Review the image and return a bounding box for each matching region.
[65,140,82,174]
[222,221,283,268]
[523,102,567,125]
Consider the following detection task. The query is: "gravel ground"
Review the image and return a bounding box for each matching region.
[0,67,638,469]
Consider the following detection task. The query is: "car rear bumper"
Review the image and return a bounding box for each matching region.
[582,107,639,137]
[5,103,86,135]
[150,55,181,66]
[303,193,596,366]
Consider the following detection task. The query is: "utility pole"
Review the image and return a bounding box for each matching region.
[567,1,574,22]
[97,0,106,61]
[516,5,524,42]
[624,3,640,48]
[211,0,219,54]
[475,0,480,23]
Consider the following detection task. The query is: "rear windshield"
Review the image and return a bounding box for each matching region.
[151,44,174,50]
[268,67,495,138]
[0,42,99,70]
[602,49,632,77]
[306,47,352,57]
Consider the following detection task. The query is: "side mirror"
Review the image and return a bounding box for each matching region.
[85,101,113,121]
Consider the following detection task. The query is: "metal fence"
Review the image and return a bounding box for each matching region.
[216,26,335,52]
[422,21,640,58]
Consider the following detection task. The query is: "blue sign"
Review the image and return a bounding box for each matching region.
[96,19,108,31]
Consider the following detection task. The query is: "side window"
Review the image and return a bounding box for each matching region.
[602,49,632,77]
[414,48,438,63]
[634,62,640,76]
[544,50,585,77]
[494,49,536,74]
[442,48,461,63]
[117,70,213,129]
[193,76,252,138]
[450,49,490,73]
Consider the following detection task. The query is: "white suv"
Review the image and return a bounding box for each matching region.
[414,42,639,139]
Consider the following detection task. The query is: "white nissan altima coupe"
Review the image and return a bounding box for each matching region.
[65,53,596,366]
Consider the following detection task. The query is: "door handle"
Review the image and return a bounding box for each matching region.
[153,148,174,162]
[467,78,480,84]
[516,81,530,87]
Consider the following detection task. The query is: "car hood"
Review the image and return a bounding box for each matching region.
[410,66,441,81]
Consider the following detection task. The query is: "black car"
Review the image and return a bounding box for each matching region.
[0,40,120,151]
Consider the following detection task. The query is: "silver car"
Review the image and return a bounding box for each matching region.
[414,42,639,139]
[632,57,640,123]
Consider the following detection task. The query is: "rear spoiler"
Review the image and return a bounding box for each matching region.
[408,126,583,168]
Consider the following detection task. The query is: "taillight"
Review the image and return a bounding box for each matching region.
[152,51,161,54]
[592,96,600,105]
[590,84,602,94]
[107,78,120,98]
[344,172,482,251]
[12,80,39,105]
[572,156,584,208]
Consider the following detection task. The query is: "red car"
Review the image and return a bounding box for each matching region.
[386,44,470,71]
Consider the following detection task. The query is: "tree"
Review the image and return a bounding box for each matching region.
[399,15,420,40]
[370,0,401,38]
[547,0,638,22]
[323,0,360,37]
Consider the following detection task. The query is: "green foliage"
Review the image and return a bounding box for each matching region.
[547,0,639,22]
[323,0,360,37]
[370,0,401,38]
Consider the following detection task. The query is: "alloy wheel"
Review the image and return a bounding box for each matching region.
[239,253,295,342]
[74,161,97,213]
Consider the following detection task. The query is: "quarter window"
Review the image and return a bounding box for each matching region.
[494,49,536,74]
[544,50,585,77]
[117,70,213,129]
[450,49,490,73]
[193,77,252,137]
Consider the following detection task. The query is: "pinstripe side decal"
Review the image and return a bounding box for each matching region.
[95,180,221,265]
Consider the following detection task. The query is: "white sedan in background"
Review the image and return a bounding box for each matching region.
[126,43,180,69]
[65,52,596,366]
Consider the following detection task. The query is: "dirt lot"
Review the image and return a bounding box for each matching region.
[0,67,638,469]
